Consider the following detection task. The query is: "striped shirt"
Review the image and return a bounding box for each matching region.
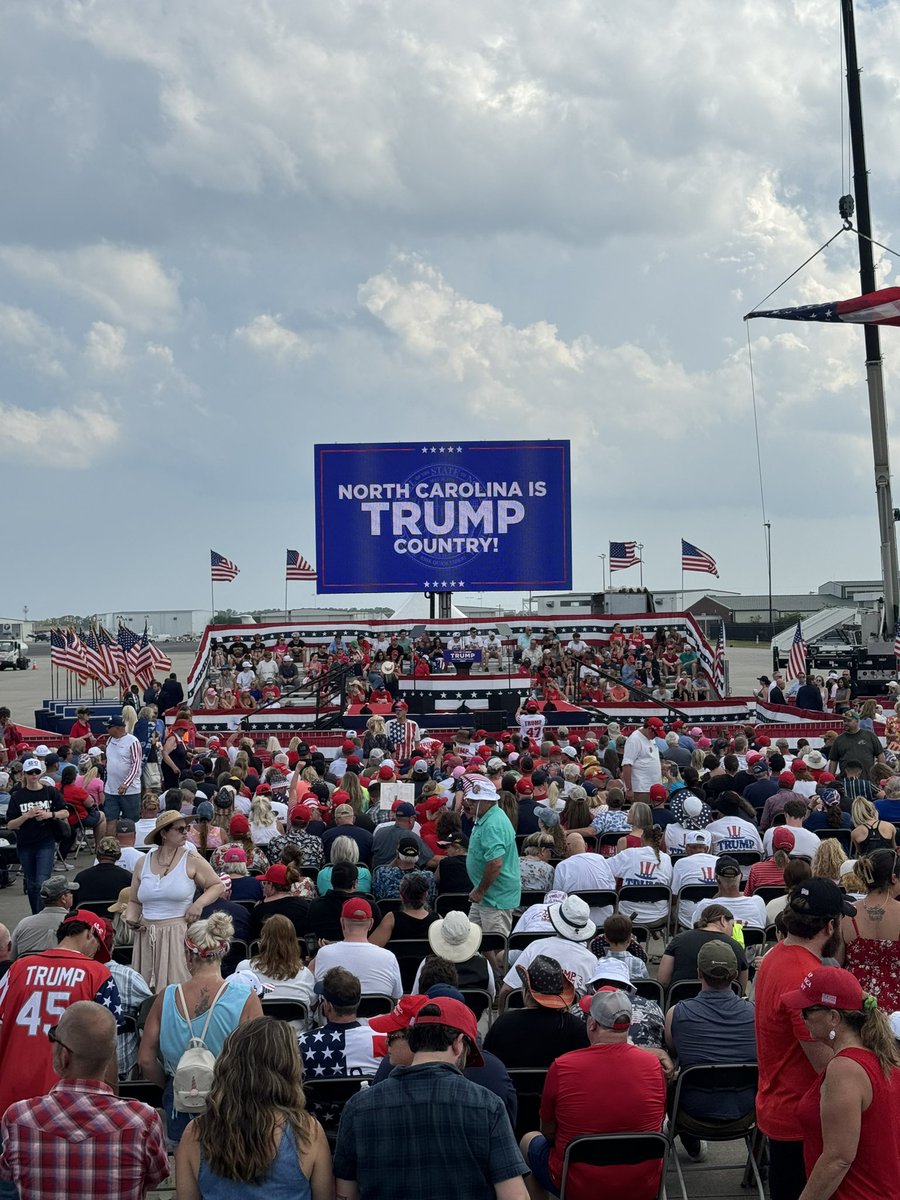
[104,734,143,794]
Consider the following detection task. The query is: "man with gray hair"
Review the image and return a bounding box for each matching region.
[10,876,78,959]
[0,1001,168,1199]
[520,985,667,1199]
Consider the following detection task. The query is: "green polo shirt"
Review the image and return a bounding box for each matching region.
[466,802,521,911]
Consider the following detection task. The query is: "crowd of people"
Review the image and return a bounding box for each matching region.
[193,622,717,711]
[1,693,900,1198]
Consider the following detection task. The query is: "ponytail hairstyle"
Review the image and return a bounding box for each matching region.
[840,998,900,1076]
[642,823,664,862]
[545,780,564,812]
[772,845,792,869]
[855,848,900,893]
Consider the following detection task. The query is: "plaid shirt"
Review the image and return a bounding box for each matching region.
[0,1078,169,1200]
[333,1061,526,1199]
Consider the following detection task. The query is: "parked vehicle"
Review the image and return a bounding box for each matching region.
[0,639,29,670]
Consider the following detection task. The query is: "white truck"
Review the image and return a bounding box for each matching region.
[0,638,29,670]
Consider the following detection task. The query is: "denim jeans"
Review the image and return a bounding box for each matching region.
[17,841,57,913]
[103,792,141,823]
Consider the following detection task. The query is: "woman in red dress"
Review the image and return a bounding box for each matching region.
[787,965,900,1200]
[838,849,900,1013]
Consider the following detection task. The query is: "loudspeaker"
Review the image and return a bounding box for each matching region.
[476,710,509,733]
[488,690,519,711]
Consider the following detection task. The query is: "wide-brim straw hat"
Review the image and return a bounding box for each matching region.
[147,809,187,845]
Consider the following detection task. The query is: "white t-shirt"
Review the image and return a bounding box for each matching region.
[550,855,616,924]
[511,904,556,934]
[566,639,588,657]
[606,847,673,925]
[706,817,764,856]
[622,731,662,793]
[692,893,767,930]
[671,853,720,927]
[762,825,820,860]
[502,935,598,996]
[517,714,546,743]
[134,819,157,849]
[313,941,403,1000]
[93,845,145,871]
[257,659,278,683]
[234,960,316,1005]
[792,780,818,802]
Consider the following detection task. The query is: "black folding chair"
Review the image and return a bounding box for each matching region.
[815,828,854,856]
[633,979,665,1006]
[752,886,785,908]
[507,931,553,954]
[518,890,548,910]
[302,1077,368,1147]
[435,892,471,916]
[356,994,394,1018]
[377,897,403,916]
[727,850,762,868]
[388,939,433,992]
[261,997,310,1026]
[668,1063,764,1200]
[666,979,743,1009]
[671,883,718,933]
[506,1067,548,1141]
[118,1080,164,1112]
[111,945,134,966]
[77,899,116,919]
[571,888,618,915]
[460,988,494,1022]
[559,1132,669,1200]
[617,885,673,934]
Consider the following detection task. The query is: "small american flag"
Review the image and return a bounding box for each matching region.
[713,621,726,695]
[609,541,640,571]
[211,549,240,581]
[681,539,719,577]
[787,619,807,683]
[286,549,317,581]
[893,620,900,666]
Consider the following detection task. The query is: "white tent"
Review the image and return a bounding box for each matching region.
[390,593,469,622]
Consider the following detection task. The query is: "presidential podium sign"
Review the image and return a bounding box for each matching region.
[314,441,572,594]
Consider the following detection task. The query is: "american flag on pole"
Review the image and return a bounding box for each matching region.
[66,628,90,681]
[118,624,141,681]
[893,620,900,667]
[609,541,640,571]
[681,539,719,577]
[713,621,726,695]
[82,627,116,687]
[98,624,127,685]
[211,549,240,581]
[746,286,900,329]
[286,549,317,581]
[131,624,155,687]
[50,628,87,680]
[787,619,807,683]
[148,637,172,674]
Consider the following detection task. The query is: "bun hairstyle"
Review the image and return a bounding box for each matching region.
[185,911,234,960]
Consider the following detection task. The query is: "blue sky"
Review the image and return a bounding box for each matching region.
[3,0,900,617]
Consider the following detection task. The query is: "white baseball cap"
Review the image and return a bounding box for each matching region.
[88,746,103,758]
[22,758,42,773]
[34,745,50,758]
[685,829,712,847]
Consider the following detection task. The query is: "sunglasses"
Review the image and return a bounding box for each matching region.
[386,1030,408,1046]
[169,825,188,834]
[47,1025,75,1054]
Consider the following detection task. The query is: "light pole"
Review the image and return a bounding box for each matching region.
[22,604,28,637]
[764,522,773,643]
[598,554,607,591]
[637,543,644,589]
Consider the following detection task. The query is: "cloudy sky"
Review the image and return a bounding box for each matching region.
[2,0,900,619]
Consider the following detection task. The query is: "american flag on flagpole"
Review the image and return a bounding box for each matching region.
[681,539,719,577]
[713,621,726,695]
[98,624,127,685]
[51,628,87,680]
[609,541,640,571]
[286,549,317,581]
[82,627,116,687]
[893,620,900,667]
[131,624,155,687]
[211,549,240,581]
[118,623,140,681]
[66,628,90,681]
[787,619,807,683]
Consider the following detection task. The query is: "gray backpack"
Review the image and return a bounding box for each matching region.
[172,980,228,1113]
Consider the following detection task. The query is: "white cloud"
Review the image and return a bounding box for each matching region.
[0,303,67,378]
[0,243,180,332]
[0,402,119,467]
[234,314,315,362]
[84,321,128,371]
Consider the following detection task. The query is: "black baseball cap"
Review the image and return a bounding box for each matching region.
[788,878,856,918]
[715,856,742,878]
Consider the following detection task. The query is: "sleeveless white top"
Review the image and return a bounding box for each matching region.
[137,845,195,920]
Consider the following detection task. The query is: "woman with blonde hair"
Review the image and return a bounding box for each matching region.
[249,792,283,853]
[851,796,897,855]
[518,832,556,892]
[138,911,262,1146]
[362,714,392,758]
[175,1017,333,1200]
[787,965,900,1200]
[561,787,594,837]
[234,914,315,1004]
[811,837,848,884]
[289,764,319,806]
[615,801,653,853]
[535,805,568,857]
[265,736,282,755]
[340,769,371,820]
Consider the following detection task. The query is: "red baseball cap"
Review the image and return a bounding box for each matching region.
[254,782,272,794]
[229,814,250,837]
[408,997,483,1065]
[549,745,563,756]
[341,898,373,921]
[783,965,865,1013]
[645,717,665,733]
[332,790,350,805]
[378,765,395,781]
[649,784,668,802]
[778,771,796,788]
[367,994,429,1033]
[477,746,492,760]
[772,827,796,852]
[583,738,597,752]
[222,846,247,864]
[342,739,355,753]
[526,700,539,712]
[515,778,534,795]
[475,730,488,739]
[62,911,113,963]
[258,864,290,886]
[288,803,312,824]
[422,794,447,816]
[346,754,360,767]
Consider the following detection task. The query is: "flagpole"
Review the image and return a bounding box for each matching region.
[285,577,289,621]
[211,573,216,626]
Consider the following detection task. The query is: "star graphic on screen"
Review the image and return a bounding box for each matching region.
[423,580,430,588]
[457,579,465,587]
[440,692,447,698]
[430,445,437,453]
[438,445,446,453]
[457,445,463,452]
[421,446,429,454]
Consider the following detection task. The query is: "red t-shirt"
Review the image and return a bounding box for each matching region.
[0,948,119,1115]
[797,1047,900,1200]
[754,942,820,1139]
[744,858,786,895]
[62,782,93,824]
[541,1041,666,1196]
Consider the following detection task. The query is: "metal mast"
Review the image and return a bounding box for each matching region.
[841,0,899,636]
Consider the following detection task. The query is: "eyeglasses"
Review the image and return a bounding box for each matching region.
[47,1026,75,1054]
[386,1030,408,1046]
